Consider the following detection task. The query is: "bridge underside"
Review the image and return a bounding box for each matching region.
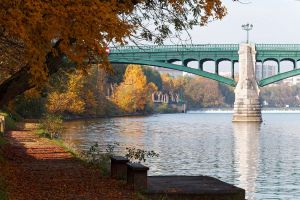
[110,59,237,87]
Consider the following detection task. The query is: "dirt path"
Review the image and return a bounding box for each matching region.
[0,130,135,200]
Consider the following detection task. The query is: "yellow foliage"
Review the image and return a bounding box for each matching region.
[83,90,98,114]
[46,71,86,114]
[46,91,85,114]
[161,74,175,93]
[113,65,157,113]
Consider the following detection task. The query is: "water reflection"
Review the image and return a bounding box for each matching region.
[63,117,148,151]
[62,114,300,199]
[233,122,260,200]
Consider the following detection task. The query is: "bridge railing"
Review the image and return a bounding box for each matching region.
[109,44,239,53]
[256,44,300,51]
[109,44,300,54]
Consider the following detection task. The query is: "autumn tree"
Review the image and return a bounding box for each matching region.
[143,67,163,90]
[183,77,224,108]
[260,84,300,107]
[46,70,85,114]
[0,0,231,107]
[113,64,157,113]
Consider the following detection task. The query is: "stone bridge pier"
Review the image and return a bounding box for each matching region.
[233,44,262,122]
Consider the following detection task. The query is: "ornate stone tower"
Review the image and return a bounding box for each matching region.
[233,44,262,122]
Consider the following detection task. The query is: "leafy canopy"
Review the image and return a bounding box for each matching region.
[0,0,229,84]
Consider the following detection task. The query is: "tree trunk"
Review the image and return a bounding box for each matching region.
[0,51,68,107]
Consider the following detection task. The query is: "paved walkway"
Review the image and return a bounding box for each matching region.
[0,130,135,200]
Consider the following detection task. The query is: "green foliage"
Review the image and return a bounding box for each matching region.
[81,142,159,175]
[0,111,18,130]
[125,147,159,163]
[107,64,127,85]
[39,114,64,139]
[14,95,46,119]
[82,142,120,176]
[156,103,178,113]
[143,67,163,90]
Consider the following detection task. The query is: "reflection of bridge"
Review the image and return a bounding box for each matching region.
[109,44,300,122]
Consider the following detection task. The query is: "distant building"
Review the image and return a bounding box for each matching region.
[256,65,276,80]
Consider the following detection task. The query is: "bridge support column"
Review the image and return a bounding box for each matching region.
[233,44,262,122]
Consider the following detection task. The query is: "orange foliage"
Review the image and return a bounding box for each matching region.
[46,71,85,114]
[24,87,41,99]
[0,0,229,85]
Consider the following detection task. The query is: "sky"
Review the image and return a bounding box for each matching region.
[182,0,300,44]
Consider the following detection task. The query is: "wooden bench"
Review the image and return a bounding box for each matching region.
[110,156,129,180]
[127,162,149,191]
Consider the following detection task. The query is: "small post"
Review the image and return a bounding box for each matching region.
[231,61,235,80]
[127,163,149,191]
[111,156,129,180]
[0,114,5,135]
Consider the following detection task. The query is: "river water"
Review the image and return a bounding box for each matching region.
[62,113,300,200]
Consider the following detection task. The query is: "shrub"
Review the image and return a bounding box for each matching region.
[39,114,64,139]
[0,111,20,131]
[81,142,159,175]
[125,147,159,163]
[156,103,177,113]
[82,142,119,176]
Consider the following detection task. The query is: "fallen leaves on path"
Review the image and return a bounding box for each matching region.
[0,130,135,200]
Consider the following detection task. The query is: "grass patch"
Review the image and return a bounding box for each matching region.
[34,128,80,158]
[34,128,48,138]
[0,110,23,131]
[51,139,79,158]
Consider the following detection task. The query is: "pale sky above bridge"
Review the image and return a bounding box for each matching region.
[174,0,300,44]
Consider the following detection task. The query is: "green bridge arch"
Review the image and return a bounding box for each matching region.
[110,58,237,87]
[109,44,300,88]
[259,68,300,87]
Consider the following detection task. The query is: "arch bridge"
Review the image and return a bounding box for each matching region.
[108,44,300,87]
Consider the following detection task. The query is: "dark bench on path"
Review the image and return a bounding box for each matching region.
[111,156,129,179]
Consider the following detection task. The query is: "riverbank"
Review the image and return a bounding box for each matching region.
[0,130,135,200]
